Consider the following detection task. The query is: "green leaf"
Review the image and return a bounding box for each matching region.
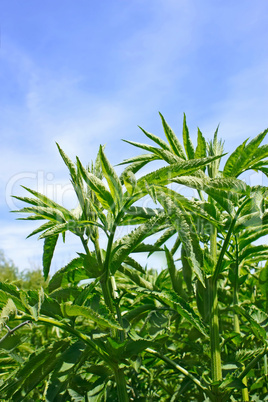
[165,246,182,295]
[77,158,115,214]
[181,246,193,293]
[56,143,77,182]
[3,340,68,401]
[136,155,224,198]
[110,213,168,274]
[138,126,171,151]
[26,221,54,238]
[62,303,122,330]
[155,188,205,286]
[117,153,158,166]
[119,265,153,290]
[99,146,123,212]
[149,227,176,255]
[195,128,207,160]
[48,257,88,292]
[123,140,182,164]
[137,288,208,337]
[43,235,59,280]
[259,263,268,302]
[120,206,163,225]
[223,129,268,177]
[19,186,75,221]
[14,206,66,223]
[223,139,248,177]
[239,225,268,251]
[233,305,267,341]
[0,299,17,330]
[182,114,195,159]
[122,170,137,195]
[159,112,186,159]
[46,341,87,401]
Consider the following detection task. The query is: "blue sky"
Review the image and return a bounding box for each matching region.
[1,0,268,272]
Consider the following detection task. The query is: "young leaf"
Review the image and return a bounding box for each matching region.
[43,235,59,279]
[138,125,171,151]
[223,129,268,177]
[56,143,77,182]
[0,299,17,331]
[62,303,122,330]
[99,146,123,212]
[137,288,208,337]
[195,128,207,160]
[77,158,115,214]
[159,112,186,159]
[155,188,205,286]
[48,257,88,292]
[182,114,195,159]
[165,246,182,295]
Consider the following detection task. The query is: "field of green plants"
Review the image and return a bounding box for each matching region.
[1,114,268,401]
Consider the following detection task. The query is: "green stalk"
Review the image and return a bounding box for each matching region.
[80,233,114,313]
[114,366,129,401]
[208,276,222,384]
[146,348,215,401]
[233,236,249,401]
[209,225,222,385]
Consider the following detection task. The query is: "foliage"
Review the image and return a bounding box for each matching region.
[1,114,268,401]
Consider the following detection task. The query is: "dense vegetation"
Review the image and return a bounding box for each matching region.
[1,114,268,401]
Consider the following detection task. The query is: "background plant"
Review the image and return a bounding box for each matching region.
[1,114,268,401]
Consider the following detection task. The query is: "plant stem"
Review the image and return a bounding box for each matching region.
[208,277,222,384]
[233,236,249,401]
[0,320,31,343]
[209,223,222,387]
[146,348,215,400]
[114,366,129,401]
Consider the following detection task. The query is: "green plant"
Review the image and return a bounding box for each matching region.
[1,113,268,401]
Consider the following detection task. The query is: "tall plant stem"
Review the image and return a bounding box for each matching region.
[80,234,114,313]
[233,236,249,401]
[114,366,129,401]
[208,277,222,384]
[209,224,222,385]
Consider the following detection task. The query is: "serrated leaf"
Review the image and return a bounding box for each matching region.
[3,340,68,401]
[138,126,171,151]
[165,246,181,295]
[99,146,123,212]
[120,206,163,225]
[19,186,74,221]
[155,188,205,286]
[56,143,77,182]
[137,288,208,337]
[14,205,66,223]
[259,263,268,302]
[182,114,195,159]
[110,213,168,275]
[0,299,17,331]
[195,128,207,160]
[119,265,153,290]
[223,129,268,177]
[117,153,158,166]
[123,140,182,164]
[181,246,193,293]
[62,303,122,329]
[159,112,186,159]
[43,235,59,280]
[135,155,224,201]
[26,221,55,238]
[48,257,87,292]
[77,158,115,214]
